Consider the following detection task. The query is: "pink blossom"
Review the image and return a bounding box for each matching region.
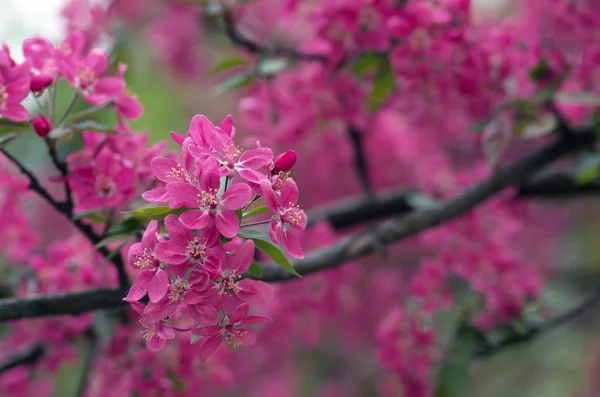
[64,48,124,104]
[272,150,297,173]
[193,303,271,362]
[32,115,52,137]
[0,60,31,122]
[260,177,307,258]
[167,160,251,238]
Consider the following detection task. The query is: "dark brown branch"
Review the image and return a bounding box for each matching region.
[347,125,373,198]
[475,285,600,358]
[0,128,593,322]
[222,8,327,62]
[0,148,129,287]
[259,128,594,282]
[46,139,74,214]
[517,172,600,198]
[0,288,128,322]
[0,344,45,374]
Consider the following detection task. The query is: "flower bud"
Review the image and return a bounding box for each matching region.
[30,73,54,93]
[272,150,297,173]
[32,115,52,138]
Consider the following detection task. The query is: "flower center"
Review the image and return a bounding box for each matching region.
[168,279,189,301]
[223,144,241,166]
[166,164,186,181]
[95,175,116,197]
[0,86,8,110]
[225,326,247,348]
[186,240,206,262]
[140,319,157,341]
[198,188,219,209]
[282,205,304,226]
[220,271,242,295]
[78,66,97,89]
[134,248,157,269]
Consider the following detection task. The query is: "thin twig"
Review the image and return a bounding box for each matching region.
[347,125,373,199]
[222,8,327,62]
[0,148,129,287]
[0,345,45,374]
[76,329,98,397]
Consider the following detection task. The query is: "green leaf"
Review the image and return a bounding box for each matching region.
[575,154,600,185]
[191,334,201,344]
[107,218,145,235]
[242,206,269,219]
[351,52,383,77]
[214,73,254,95]
[251,238,300,277]
[208,57,249,74]
[529,58,550,82]
[72,210,107,225]
[167,370,185,392]
[434,324,478,397]
[94,232,135,249]
[0,120,31,135]
[122,206,187,220]
[249,259,262,278]
[469,117,492,133]
[368,55,395,112]
[238,229,269,240]
[257,58,289,76]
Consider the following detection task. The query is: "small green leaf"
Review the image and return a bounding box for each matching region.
[575,154,600,185]
[214,73,254,95]
[249,259,262,278]
[242,206,269,219]
[0,120,31,135]
[191,334,201,344]
[469,117,492,133]
[94,232,135,249]
[251,238,300,277]
[238,229,269,240]
[529,58,550,82]
[208,57,249,75]
[73,210,107,225]
[107,218,145,235]
[257,58,289,76]
[351,52,383,77]
[167,370,185,392]
[434,324,478,397]
[368,55,395,112]
[122,206,187,220]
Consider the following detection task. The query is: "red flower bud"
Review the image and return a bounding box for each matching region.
[272,150,297,173]
[32,115,52,138]
[30,73,54,93]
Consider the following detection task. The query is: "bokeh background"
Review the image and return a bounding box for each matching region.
[3,1,600,396]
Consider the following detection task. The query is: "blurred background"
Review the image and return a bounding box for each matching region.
[3,1,600,397]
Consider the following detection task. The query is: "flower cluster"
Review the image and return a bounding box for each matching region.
[124,114,306,358]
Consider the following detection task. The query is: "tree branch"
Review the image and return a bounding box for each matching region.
[347,125,373,198]
[0,148,129,287]
[0,344,45,374]
[0,288,128,322]
[517,172,600,198]
[222,8,327,62]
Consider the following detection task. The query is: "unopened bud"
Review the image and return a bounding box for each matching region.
[32,115,52,138]
[30,73,54,93]
[272,150,297,173]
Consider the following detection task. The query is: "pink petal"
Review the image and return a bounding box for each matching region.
[229,303,250,324]
[270,218,281,245]
[166,181,201,207]
[163,214,193,244]
[188,303,219,325]
[170,131,185,146]
[152,157,183,182]
[180,209,211,230]
[1,104,29,122]
[156,325,176,340]
[221,183,251,210]
[231,240,255,274]
[282,229,304,259]
[240,315,272,325]
[218,114,234,137]
[192,325,222,337]
[280,178,299,206]
[237,168,267,184]
[237,279,274,304]
[146,334,166,352]
[86,49,108,75]
[238,148,273,169]
[155,241,188,265]
[142,220,160,247]
[143,299,177,323]
[123,270,155,302]
[238,328,257,346]
[215,210,240,238]
[142,187,170,203]
[148,270,169,303]
[208,128,233,156]
[198,334,223,362]
[94,76,125,97]
[259,180,280,212]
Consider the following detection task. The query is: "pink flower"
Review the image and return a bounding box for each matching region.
[141,147,196,204]
[260,178,307,259]
[114,63,143,120]
[167,160,251,238]
[0,60,31,122]
[143,270,217,323]
[193,303,271,362]
[272,150,297,173]
[154,214,220,270]
[64,48,124,104]
[139,318,179,352]
[214,240,273,311]
[68,148,136,212]
[123,221,170,303]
